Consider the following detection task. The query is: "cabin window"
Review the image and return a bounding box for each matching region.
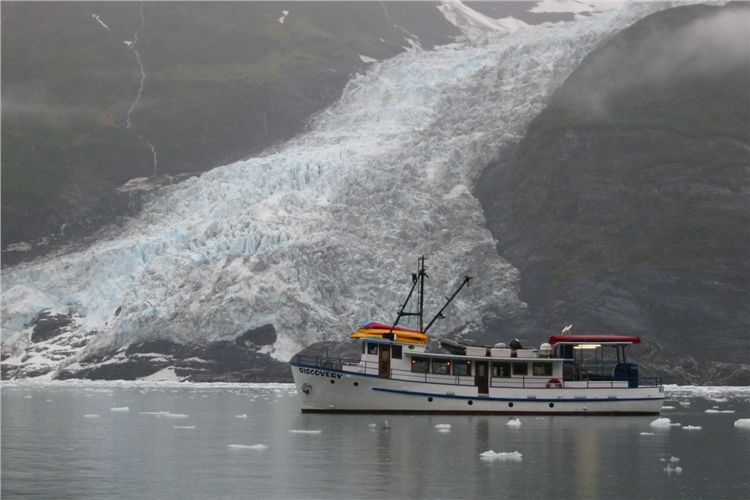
[362,343,366,354]
[392,345,403,359]
[367,343,378,355]
[453,360,472,376]
[512,362,528,376]
[492,362,511,378]
[411,357,428,373]
[532,362,552,376]
[431,359,451,375]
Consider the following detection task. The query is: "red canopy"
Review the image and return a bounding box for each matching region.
[548,335,641,345]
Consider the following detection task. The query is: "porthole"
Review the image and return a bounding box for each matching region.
[428,397,433,402]
[353,382,359,387]
[468,400,473,406]
[549,403,554,408]
[330,379,335,384]
[508,402,514,408]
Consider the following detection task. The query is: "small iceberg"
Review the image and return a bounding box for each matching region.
[173,425,195,430]
[83,414,101,419]
[288,429,322,434]
[664,464,683,475]
[479,450,523,462]
[639,432,654,436]
[434,424,452,430]
[110,407,130,412]
[368,423,377,430]
[506,418,522,427]
[661,406,675,410]
[228,444,267,450]
[734,419,750,429]
[705,409,735,414]
[139,411,188,419]
[682,425,702,431]
[235,414,248,419]
[649,417,673,428]
[670,456,680,463]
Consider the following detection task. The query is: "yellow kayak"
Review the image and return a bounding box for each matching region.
[351,329,428,344]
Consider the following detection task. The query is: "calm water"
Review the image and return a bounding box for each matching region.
[2,382,749,499]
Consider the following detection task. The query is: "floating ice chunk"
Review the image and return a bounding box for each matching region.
[139,411,188,419]
[288,429,322,434]
[235,414,247,419]
[110,406,130,412]
[709,397,729,403]
[228,444,267,450]
[438,428,451,433]
[173,425,195,429]
[682,425,702,431]
[506,418,522,427]
[23,395,32,399]
[734,419,750,429]
[435,424,452,430]
[479,450,523,462]
[661,406,675,410]
[670,456,680,463]
[639,432,654,436]
[705,409,735,414]
[664,464,682,475]
[678,401,691,407]
[670,423,682,427]
[83,414,101,418]
[359,55,378,64]
[383,419,390,429]
[649,417,673,428]
[368,423,378,429]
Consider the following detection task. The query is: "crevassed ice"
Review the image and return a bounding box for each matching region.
[1,1,670,370]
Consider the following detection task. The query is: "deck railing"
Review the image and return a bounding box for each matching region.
[290,355,661,389]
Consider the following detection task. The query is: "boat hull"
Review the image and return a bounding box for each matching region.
[291,363,664,415]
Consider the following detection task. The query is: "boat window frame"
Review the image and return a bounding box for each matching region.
[411,356,429,374]
[512,362,528,376]
[391,345,403,359]
[492,361,511,378]
[453,359,472,376]
[532,362,553,376]
[366,343,378,355]
[431,358,451,375]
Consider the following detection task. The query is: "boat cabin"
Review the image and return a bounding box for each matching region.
[347,333,644,390]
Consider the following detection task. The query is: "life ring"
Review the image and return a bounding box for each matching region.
[546,378,563,389]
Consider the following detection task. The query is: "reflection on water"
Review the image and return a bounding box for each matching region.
[2,383,749,499]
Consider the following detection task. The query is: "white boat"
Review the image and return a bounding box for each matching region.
[291,258,664,415]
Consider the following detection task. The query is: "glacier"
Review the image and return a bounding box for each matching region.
[1,1,675,377]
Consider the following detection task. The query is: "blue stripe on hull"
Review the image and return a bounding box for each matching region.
[371,386,663,403]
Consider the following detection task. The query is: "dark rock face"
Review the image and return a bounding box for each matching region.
[57,326,292,382]
[474,3,750,385]
[1,2,459,262]
[236,324,277,347]
[30,310,74,343]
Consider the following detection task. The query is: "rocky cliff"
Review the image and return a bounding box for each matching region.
[475,2,750,384]
[1,1,458,262]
